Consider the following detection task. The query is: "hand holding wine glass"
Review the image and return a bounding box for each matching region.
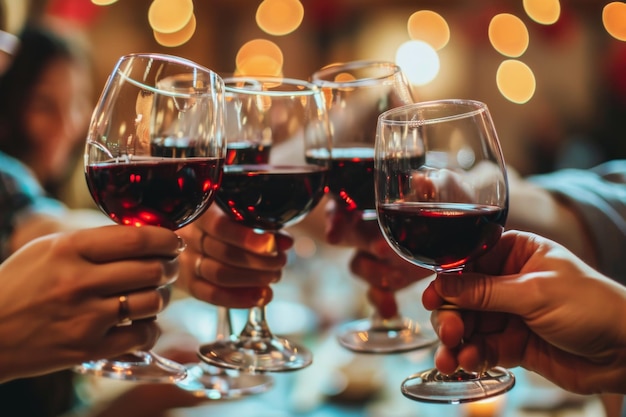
[375,99,513,403]
[78,53,225,382]
[424,229,626,397]
[0,225,182,383]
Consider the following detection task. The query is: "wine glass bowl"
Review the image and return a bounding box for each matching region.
[78,53,225,382]
[197,76,331,373]
[311,59,414,219]
[375,99,513,403]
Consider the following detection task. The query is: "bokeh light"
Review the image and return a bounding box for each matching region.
[91,0,118,5]
[235,39,284,76]
[395,40,440,86]
[496,59,536,104]
[153,14,196,47]
[256,0,304,36]
[334,72,357,83]
[407,10,450,50]
[148,0,194,34]
[489,13,529,58]
[523,0,561,25]
[603,2,626,41]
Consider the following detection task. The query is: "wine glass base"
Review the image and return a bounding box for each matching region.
[401,366,515,404]
[176,363,274,400]
[74,351,188,383]
[337,317,438,354]
[197,336,313,373]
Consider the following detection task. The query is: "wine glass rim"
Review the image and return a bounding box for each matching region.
[115,52,222,98]
[311,59,402,87]
[223,75,322,96]
[378,99,489,125]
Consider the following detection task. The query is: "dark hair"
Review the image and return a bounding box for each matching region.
[0,23,87,162]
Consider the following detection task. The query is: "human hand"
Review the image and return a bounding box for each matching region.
[423,230,626,395]
[0,225,181,383]
[325,198,432,318]
[176,204,293,308]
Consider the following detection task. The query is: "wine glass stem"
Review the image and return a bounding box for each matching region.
[240,306,274,340]
[215,306,234,341]
[371,311,404,330]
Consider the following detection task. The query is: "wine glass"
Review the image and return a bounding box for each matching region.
[176,78,274,397]
[375,99,514,403]
[197,76,331,372]
[311,60,437,354]
[77,53,225,382]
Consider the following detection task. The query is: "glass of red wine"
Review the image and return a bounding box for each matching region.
[375,99,514,403]
[311,60,437,354]
[176,78,275,397]
[197,76,331,372]
[78,53,225,382]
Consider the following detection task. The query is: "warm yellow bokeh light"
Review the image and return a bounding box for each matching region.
[523,0,561,25]
[148,0,194,34]
[603,2,626,41]
[256,0,304,36]
[407,10,450,50]
[489,14,529,58]
[496,59,536,104]
[236,55,283,77]
[334,72,357,83]
[396,40,440,86]
[153,14,196,47]
[235,39,284,75]
[91,0,118,5]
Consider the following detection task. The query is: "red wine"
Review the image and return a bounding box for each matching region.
[307,148,426,214]
[378,202,507,270]
[151,139,200,158]
[307,147,375,211]
[86,157,224,230]
[226,142,271,165]
[215,164,328,230]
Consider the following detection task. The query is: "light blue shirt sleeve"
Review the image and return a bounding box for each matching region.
[528,160,626,284]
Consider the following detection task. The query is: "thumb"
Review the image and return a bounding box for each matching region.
[434,272,527,315]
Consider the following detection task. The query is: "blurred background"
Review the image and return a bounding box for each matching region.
[7,0,626,183]
[6,0,626,182]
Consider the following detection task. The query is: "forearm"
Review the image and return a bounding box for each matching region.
[507,180,598,267]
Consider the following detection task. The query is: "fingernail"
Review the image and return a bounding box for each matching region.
[175,235,187,254]
[158,284,172,308]
[439,274,463,296]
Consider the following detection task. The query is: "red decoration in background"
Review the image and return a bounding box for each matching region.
[532,7,578,45]
[46,0,103,26]
[306,0,352,31]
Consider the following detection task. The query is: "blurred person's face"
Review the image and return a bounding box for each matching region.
[23,57,92,182]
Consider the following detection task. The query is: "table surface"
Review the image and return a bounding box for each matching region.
[80,242,608,417]
[105,297,603,417]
